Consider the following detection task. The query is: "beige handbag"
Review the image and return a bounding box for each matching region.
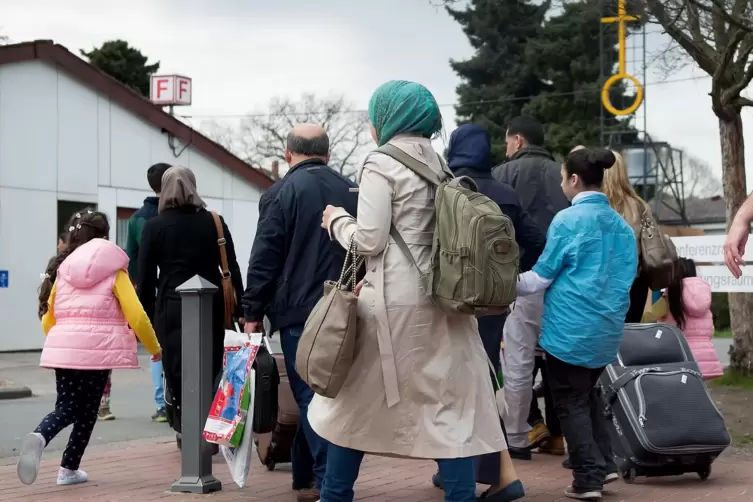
[296,235,363,398]
[639,209,678,290]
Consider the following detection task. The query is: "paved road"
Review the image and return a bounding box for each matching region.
[0,338,285,460]
[0,351,175,459]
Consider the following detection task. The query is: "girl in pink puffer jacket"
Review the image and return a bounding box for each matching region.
[660,258,723,380]
[17,210,161,488]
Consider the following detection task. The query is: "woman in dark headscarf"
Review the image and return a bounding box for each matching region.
[137,166,244,442]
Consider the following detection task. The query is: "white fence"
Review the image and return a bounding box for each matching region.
[671,235,753,292]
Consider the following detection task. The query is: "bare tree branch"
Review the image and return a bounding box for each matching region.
[202,94,370,179]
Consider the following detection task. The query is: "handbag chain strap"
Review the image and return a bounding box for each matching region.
[336,234,363,291]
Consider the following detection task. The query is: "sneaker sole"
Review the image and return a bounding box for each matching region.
[154,417,168,423]
[17,434,44,485]
[57,474,88,485]
[565,489,602,500]
[604,473,619,485]
[98,415,115,421]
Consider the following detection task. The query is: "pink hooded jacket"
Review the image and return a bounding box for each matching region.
[40,239,139,370]
[661,277,723,379]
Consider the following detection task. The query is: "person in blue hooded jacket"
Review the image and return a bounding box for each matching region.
[516,147,637,501]
[427,124,543,502]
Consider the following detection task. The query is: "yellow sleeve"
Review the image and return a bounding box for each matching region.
[113,270,161,355]
[41,282,57,335]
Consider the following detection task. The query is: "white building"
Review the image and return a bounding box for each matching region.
[0,40,273,351]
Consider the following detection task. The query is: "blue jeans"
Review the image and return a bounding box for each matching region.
[280,325,329,489]
[150,359,165,409]
[321,444,477,502]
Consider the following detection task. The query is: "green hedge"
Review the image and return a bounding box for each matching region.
[711,293,731,331]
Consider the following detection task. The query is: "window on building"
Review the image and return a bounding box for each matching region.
[58,201,96,241]
[116,208,136,250]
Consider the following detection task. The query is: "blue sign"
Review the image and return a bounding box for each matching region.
[0,270,7,288]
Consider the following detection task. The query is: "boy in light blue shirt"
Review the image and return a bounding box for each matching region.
[516,147,638,501]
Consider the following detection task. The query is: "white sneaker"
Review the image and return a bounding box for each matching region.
[57,468,88,485]
[565,485,602,500]
[17,433,45,485]
[604,472,620,484]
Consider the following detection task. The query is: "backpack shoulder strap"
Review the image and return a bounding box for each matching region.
[376,144,446,186]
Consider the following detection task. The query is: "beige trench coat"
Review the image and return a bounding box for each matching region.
[308,135,506,459]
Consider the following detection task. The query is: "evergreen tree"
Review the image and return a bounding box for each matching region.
[524,0,637,157]
[447,0,550,163]
[448,0,638,160]
[81,40,159,97]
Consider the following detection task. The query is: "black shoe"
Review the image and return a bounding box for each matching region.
[563,457,573,469]
[478,480,526,501]
[432,471,443,489]
[176,432,182,450]
[508,446,532,460]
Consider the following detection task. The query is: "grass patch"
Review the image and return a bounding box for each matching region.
[710,370,753,391]
[734,435,753,446]
[714,330,733,338]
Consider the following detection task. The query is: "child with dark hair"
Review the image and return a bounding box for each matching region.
[515,148,638,500]
[19,210,161,487]
[658,257,722,379]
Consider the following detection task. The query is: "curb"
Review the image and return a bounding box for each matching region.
[0,384,33,400]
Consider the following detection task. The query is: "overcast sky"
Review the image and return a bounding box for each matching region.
[3,0,752,186]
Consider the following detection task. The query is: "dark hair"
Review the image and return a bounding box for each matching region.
[506,116,545,147]
[667,258,698,330]
[38,209,110,318]
[147,163,172,194]
[564,147,616,187]
[58,231,67,243]
[286,131,329,157]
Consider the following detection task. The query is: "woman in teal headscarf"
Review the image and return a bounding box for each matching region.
[311,81,512,502]
[367,79,443,145]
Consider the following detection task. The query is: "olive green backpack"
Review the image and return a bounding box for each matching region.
[376,144,519,316]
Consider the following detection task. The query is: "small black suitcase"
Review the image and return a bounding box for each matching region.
[600,323,730,483]
[252,342,280,434]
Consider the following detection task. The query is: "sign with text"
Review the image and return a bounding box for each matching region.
[150,75,192,106]
[669,235,753,292]
[670,235,753,265]
[696,265,753,293]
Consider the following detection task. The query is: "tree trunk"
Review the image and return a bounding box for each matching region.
[720,112,753,376]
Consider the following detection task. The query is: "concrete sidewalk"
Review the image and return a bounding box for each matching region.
[0,438,750,501]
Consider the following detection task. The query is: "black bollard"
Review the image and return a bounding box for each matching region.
[171,275,222,494]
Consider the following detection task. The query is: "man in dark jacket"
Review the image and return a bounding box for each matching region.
[126,162,171,423]
[437,124,544,496]
[492,117,570,460]
[242,124,358,502]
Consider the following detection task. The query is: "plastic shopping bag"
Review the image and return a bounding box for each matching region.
[203,332,262,447]
[220,369,256,488]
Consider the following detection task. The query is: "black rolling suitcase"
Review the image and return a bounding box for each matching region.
[600,323,730,483]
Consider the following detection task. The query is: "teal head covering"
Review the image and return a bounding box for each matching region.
[367,80,442,146]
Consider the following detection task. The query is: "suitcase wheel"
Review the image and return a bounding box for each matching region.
[697,466,711,480]
[621,467,637,484]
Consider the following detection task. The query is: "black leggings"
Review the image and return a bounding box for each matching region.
[34,369,110,470]
[625,273,650,323]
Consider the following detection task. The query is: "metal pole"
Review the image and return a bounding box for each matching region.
[171,275,222,494]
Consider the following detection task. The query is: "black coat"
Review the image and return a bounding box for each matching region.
[492,145,570,234]
[136,206,244,426]
[242,159,358,333]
